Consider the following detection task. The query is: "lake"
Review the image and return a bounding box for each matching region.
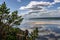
[20,19,60,40]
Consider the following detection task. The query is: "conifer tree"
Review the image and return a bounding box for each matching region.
[30,27,38,40]
[0,2,23,40]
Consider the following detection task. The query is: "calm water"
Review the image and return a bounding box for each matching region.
[20,19,60,29]
[20,19,60,32]
[20,19,60,40]
[44,24,60,33]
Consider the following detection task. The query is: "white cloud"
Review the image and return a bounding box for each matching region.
[17,0,21,2]
[41,9,60,17]
[19,0,60,10]
[19,6,26,10]
[19,0,60,16]
[54,0,60,3]
[51,0,60,5]
[25,8,60,17]
[19,1,52,10]
[57,7,60,9]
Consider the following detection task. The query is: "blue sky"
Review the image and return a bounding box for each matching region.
[0,0,60,16]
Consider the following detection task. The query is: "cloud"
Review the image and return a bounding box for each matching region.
[51,0,60,5]
[41,9,60,17]
[28,7,47,13]
[54,0,60,3]
[19,1,52,10]
[19,1,59,10]
[17,0,21,2]
[57,7,60,9]
[19,0,60,17]
[19,6,26,10]
[25,9,60,18]
[29,10,40,13]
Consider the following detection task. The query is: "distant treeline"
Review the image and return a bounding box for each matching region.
[29,17,60,20]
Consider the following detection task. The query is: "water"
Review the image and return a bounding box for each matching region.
[20,19,60,40]
[45,24,60,33]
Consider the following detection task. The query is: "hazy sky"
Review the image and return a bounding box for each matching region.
[0,0,60,16]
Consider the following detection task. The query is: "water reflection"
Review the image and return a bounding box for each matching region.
[20,19,60,40]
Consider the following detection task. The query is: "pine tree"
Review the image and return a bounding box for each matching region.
[0,2,39,40]
[30,27,38,40]
[0,2,10,40]
[0,2,23,40]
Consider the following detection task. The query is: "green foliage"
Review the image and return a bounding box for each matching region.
[0,2,23,40]
[7,35,16,40]
[0,2,38,40]
[30,27,38,40]
[0,2,10,14]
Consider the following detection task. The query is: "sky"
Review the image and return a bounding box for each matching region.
[0,0,60,17]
